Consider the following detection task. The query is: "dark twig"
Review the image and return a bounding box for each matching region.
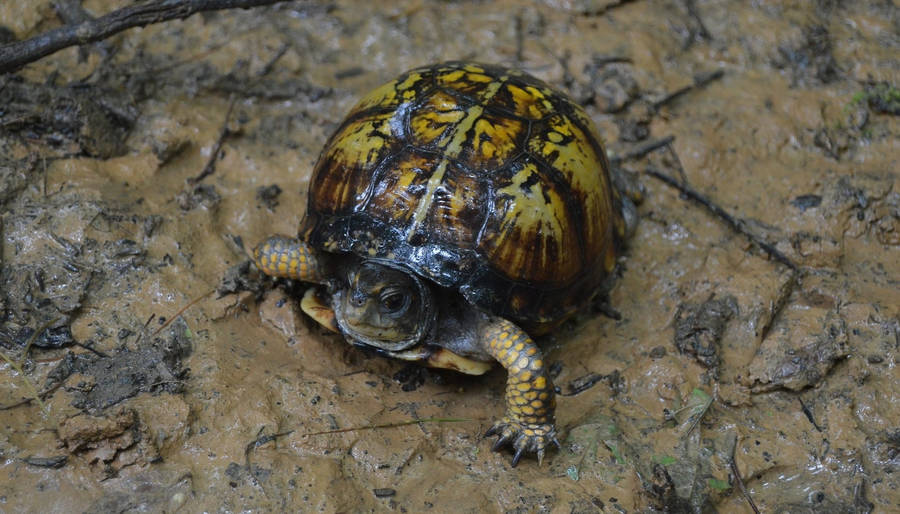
[0,0,290,74]
[188,96,237,184]
[610,135,676,165]
[242,427,293,491]
[853,480,873,512]
[52,0,110,63]
[187,39,290,185]
[20,318,60,363]
[683,0,711,41]
[23,455,68,469]
[187,43,286,184]
[758,270,798,342]
[0,380,63,411]
[653,69,724,110]
[299,417,469,437]
[245,429,294,459]
[256,43,289,78]
[730,434,760,514]
[132,313,156,347]
[646,167,799,271]
[72,341,110,358]
[664,142,689,183]
[513,11,525,65]
[561,372,605,396]
[592,55,633,67]
[798,397,823,432]
[582,0,639,16]
[0,397,34,411]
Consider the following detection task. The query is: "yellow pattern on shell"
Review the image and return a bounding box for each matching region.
[528,110,614,261]
[469,115,525,167]
[313,110,396,214]
[348,70,427,115]
[479,160,579,282]
[406,79,505,238]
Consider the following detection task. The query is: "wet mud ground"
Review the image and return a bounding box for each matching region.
[0,0,898,512]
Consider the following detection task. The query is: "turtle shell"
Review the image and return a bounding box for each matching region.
[301,62,626,327]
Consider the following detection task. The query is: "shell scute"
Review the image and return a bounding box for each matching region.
[311,110,399,216]
[476,158,581,284]
[526,113,614,262]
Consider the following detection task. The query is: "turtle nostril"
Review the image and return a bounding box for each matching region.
[350,292,367,307]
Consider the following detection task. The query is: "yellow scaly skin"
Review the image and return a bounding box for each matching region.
[481,318,559,466]
[252,235,324,283]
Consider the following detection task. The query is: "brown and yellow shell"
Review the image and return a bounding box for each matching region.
[301,61,626,327]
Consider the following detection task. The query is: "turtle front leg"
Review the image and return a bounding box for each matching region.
[480,318,560,466]
[252,235,326,283]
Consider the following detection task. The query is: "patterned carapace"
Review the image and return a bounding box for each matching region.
[302,61,627,329]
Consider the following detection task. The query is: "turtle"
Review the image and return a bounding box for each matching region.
[252,61,636,466]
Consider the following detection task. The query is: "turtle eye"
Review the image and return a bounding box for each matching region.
[379,288,410,315]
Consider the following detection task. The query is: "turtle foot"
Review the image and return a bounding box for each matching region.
[486,417,561,467]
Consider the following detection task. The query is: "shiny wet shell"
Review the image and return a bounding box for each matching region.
[302,61,626,326]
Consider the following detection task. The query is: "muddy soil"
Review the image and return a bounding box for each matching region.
[1,0,898,512]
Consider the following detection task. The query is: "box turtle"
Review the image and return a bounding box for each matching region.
[253,61,636,466]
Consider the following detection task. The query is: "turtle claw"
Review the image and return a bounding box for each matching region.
[486,417,558,466]
[511,446,526,467]
[491,432,513,452]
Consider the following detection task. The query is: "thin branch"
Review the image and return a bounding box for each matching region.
[664,141,689,183]
[132,313,156,347]
[0,0,291,74]
[798,397,823,432]
[188,97,237,184]
[299,417,470,437]
[0,381,63,411]
[682,0,711,41]
[646,167,799,271]
[187,44,287,183]
[610,135,676,165]
[653,69,724,110]
[582,0,640,16]
[513,10,524,66]
[592,55,633,67]
[758,270,798,342]
[20,318,60,365]
[245,429,294,458]
[730,434,760,514]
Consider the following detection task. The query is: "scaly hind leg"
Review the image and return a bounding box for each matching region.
[480,318,560,466]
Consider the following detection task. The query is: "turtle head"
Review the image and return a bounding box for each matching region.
[334,259,434,351]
